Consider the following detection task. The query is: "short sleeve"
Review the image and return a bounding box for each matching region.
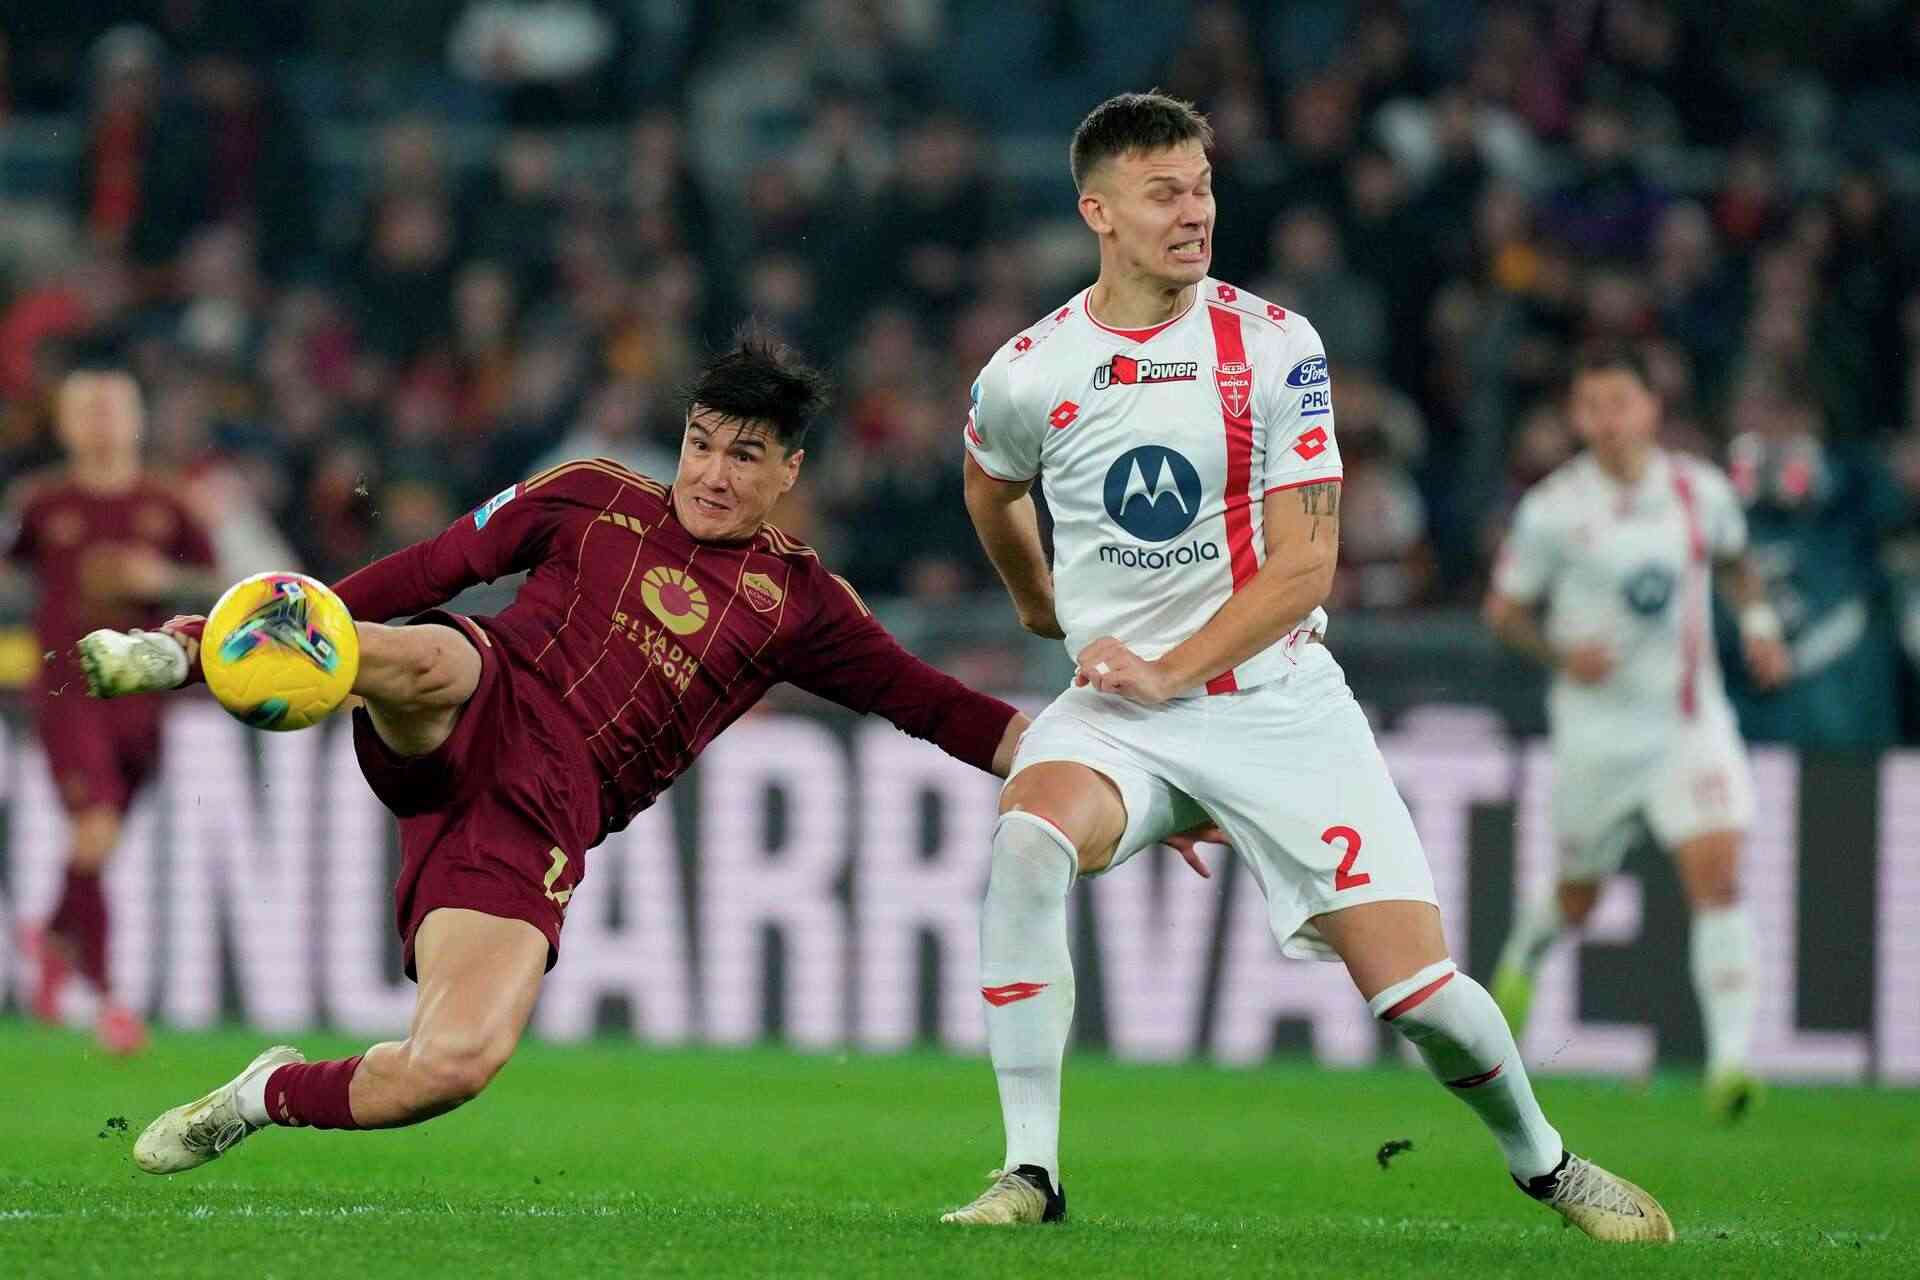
[1492,491,1561,604]
[1260,323,1345,493]
[962,349,1041,483]
[1696,465,1748,559]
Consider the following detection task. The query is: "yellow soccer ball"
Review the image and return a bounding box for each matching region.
[202,572,359,731]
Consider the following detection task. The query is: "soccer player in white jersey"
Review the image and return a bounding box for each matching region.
[1485,343,1791,1122]
[940,92,1672,1242]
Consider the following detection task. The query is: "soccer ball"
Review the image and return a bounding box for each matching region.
[202,572,359,731]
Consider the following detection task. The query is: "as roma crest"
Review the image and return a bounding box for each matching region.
[1214,361,1253,420]
[742,570,784,613]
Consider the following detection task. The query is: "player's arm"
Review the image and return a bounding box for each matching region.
[1715,552,1791,689]
[1482,491,1612,684]
[160,479,559,681]
[963,454,1061,639]
[1084,481,1341,702]
[782,572,1027,776]
[329,480,555,623]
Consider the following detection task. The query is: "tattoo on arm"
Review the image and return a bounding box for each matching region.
[1297,481,1340,541]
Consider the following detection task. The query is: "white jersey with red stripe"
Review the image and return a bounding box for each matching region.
[1493,449,1747,762]
[964,278,1343,696]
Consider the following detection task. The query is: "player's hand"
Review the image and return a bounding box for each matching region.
[1017,600,1066,640]
[1743,633,1793,690]
[1075,637,1177,704]
[1165,823,1230,879]
[1557,641,1615,685]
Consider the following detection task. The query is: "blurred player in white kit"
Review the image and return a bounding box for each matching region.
[1486,343,1791,1122]
[940,92,1672,1242]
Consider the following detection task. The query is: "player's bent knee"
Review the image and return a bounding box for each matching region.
[404,1033,514,1108]
[999,762,1126,873]
[68,809,123,869]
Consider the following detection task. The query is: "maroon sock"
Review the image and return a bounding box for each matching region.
[48,867,109,990]
[264,1057,365,1129]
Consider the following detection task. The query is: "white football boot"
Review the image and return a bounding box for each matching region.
[77,629,189,698]
[133,1045,305,1174]
[1518,1151,1676,1242]
[940,1165,1066,1225]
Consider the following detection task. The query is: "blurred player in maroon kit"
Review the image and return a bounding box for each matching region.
[89,333,1215,1173]
[3,355,218,1054]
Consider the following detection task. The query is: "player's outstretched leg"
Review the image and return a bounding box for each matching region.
[1674,831,1760,1121]
[135,908,546,1173]
[942,764,1121,1226]
[1322,900,1674,1243]
[1490,880,1599,1037]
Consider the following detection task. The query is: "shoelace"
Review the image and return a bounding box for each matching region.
[183,1116,250,1155]
[1551,1158,1645,1218]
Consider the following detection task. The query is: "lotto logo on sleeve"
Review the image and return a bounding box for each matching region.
[1103,446,1202,541]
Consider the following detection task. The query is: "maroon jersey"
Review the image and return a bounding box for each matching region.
[333,457,1018,836]
[5,471,216,695]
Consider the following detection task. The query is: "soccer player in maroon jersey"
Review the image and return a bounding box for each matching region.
[3,354,219,1054]
[82,333,1141,1173]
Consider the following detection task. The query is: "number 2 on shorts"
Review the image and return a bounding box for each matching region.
[1322,824,1370,891]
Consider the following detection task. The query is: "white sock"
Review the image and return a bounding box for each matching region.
[980,811,1077,1185]
[1372,960,1563,1181]
[235,1068,272,1128]
[1497,896,1565,977]
[1690,904,1755,1076]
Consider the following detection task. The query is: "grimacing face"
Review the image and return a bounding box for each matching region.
[56,370,143,464]
[1079,139,1215,291]
[672,407,803,542]
[1569,368,1659,471]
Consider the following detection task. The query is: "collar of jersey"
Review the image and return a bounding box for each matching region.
[1082,285,1197,344]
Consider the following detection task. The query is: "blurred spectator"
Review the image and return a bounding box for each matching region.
[448,0,620,124]
[1722,377,1908,749]
[1542,94,1667,264]
[1256,206,1386,374]
[74,26,210,273]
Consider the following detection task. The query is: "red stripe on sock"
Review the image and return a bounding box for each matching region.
[981,982,1049,1007]
[1446,1061,1505,1090]
[1381,970,1455,1020]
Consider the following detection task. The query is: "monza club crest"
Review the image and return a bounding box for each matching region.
[1214,361,1253,419]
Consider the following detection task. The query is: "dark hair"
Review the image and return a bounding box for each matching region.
[58,336,133,379]
[1070,91,1214,189]
[683,327,831,451]
[1570,340,1653,391]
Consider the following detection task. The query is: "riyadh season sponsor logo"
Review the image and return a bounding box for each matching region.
[1093,354,1201,389]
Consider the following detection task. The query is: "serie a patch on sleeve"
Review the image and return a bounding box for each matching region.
[473,485,519,529]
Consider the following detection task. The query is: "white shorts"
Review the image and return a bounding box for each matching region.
[1551,704,1755,881]
[1011,643,1437,961]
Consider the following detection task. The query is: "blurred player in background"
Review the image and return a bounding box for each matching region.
[947,92,1671,1242]
[2,351,218,1054]
[1486,343,1791,1121]
[82,333,1199,1175]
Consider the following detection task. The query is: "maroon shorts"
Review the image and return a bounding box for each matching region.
[31,684,164,815]
[352,612,604,979]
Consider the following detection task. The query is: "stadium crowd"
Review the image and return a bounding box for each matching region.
[2,0,1919,742]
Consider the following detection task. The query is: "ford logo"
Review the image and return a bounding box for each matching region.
[1285,355,1329,388]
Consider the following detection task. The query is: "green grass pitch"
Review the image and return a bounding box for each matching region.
[0,1022,1911,1278]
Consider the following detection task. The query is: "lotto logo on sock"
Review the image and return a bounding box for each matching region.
[982,981,1049,1007]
